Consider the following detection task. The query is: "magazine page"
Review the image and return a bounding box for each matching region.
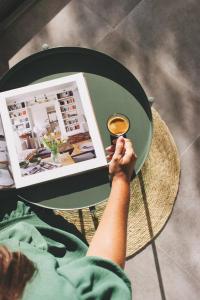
[0,115,15,188]
[0,73,107,188]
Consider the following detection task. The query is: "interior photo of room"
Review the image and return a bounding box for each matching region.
[6,84,96,177]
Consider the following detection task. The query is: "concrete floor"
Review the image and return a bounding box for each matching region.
[0,0,200,299]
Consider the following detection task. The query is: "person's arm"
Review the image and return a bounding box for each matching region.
[87,136,137,269]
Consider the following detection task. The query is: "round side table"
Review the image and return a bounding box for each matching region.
[0,47,152,210]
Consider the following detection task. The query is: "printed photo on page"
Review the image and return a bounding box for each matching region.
[0,114,14,188]
[0,73,107,188]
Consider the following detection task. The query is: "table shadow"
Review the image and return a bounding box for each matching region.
[17,167,109,204]
[137,171,167,300]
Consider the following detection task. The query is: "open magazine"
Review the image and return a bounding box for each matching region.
[0,73,107,188]
[0,121,14,189]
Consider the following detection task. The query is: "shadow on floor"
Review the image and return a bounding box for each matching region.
[138,171,167,300]
[0,0,70,75]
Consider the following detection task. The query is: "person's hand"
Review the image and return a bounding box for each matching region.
[106,136,137,182]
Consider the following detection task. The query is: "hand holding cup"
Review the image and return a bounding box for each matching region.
[106,136,137,182]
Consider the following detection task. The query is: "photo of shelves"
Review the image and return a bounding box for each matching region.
[8,103,31,135]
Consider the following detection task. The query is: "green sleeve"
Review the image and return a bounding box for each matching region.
[58,256,132,300]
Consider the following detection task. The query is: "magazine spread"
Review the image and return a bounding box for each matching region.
[0,117,14,188]
[0,73,107,188]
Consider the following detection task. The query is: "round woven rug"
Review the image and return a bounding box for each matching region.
[56,108,180,258]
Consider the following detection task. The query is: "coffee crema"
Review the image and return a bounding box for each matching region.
[107,116,129,135]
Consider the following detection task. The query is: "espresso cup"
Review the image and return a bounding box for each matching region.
[107,113,130,137]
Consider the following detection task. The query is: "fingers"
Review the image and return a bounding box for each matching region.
[123,139,137,164]
[106,137,124,161]
[125,139,136,155]
[106,144,115,161]
[106,154,113,161]
[105,145,115,153]
[106,137,137,162]
[114,136,125,157]
[125,139,134,156]
[105,137,125,152]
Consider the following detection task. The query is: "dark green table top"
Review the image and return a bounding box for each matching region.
[0,47,152,210]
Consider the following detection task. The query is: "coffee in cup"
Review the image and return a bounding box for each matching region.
[107,113,130,136]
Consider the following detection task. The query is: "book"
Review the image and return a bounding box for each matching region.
[0,73,107,188]
[0,124,14,188]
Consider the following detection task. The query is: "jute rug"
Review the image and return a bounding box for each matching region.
[56,108,180,258]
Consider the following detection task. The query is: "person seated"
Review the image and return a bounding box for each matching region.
[0,136,137,300]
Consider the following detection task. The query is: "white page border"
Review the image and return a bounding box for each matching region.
[0,73,107,188]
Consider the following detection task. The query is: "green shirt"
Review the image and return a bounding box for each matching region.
[0,201,132,300]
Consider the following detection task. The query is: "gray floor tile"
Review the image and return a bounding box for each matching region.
[150,0,200,152]
[0,60,9,77]
[115,0,200,98]
[82,0,142,28]
[155,136,200,288]
[125,245,163,300]
[153,87,200,155]
[153,0,200,95]
[7,0,112,68]
[114,0,200,154]
[116,0,153,50]
[0,0,70,71]
[155,247,200,300]
[95,30,152,97]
